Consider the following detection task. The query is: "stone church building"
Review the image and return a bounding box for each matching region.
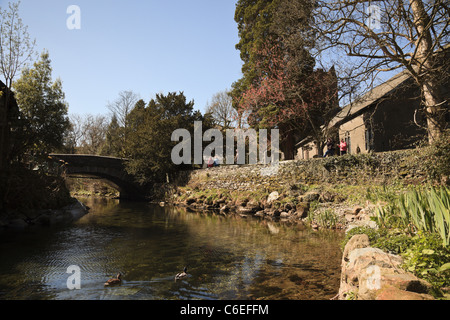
[297,67,448,159]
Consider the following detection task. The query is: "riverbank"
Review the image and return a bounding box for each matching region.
[0,199,89,231]
[0,165,90,231]
[167,149,429,229]
[66,177,120,199]
[164,148,449,299]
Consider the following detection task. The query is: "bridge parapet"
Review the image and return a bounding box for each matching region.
[49,154,145,200]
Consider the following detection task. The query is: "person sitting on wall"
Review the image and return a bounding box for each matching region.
[323,138,335,157]
[213,156,220,167]
[207,156,214,168]
[340,139,348,156]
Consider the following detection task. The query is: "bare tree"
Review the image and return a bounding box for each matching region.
[0,1,35,91]
[205,90,239,129]
[106,90,139,151]
[313,0,449,143]
[107,90,139,128]
[0,1,35,169]
[64,114,84,153]
[77,114,108,155]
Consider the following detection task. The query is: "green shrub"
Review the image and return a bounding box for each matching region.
[373,230,415,255]
[401,232,450,292]
[341,226,382,250]
[344,226,416,257]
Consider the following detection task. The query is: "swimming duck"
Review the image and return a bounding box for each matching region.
[175,267,188,281]
[104,273,122,286]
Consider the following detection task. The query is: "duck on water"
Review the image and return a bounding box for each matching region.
[175,267,188,281]
[104,273,122,286]
[103,267,187,286]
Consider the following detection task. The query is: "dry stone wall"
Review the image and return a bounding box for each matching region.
[185,149,428,192]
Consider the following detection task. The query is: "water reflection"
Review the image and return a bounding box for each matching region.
[0,197,343,300]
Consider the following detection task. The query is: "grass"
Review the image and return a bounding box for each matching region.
[375,186,450,247]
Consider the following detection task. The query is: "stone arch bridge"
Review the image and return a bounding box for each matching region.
[49,154,145,200]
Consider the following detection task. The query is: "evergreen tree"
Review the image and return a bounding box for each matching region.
[232,0,280,105]
[232,0,331,159]
[12,50,70,159]
[100,114,123,157]
[232,0,316,110]
[124,92,208,185]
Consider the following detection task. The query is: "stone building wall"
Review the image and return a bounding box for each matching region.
[339,115,366,154]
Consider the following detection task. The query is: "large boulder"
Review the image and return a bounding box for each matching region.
[342,234,370,263]
[340,235,434,300]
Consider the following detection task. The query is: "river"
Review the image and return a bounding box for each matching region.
[0,197,343,300]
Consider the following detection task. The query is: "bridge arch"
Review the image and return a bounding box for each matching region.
[49,154,145,200]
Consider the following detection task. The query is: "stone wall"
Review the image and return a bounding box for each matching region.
[167,149,431,224]
[183,149,427,192]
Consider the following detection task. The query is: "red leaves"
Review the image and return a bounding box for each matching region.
[237,42,338,130]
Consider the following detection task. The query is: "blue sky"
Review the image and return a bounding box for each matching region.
[6,0,243,115]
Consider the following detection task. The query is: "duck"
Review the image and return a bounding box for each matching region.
[104,273,122,286]
[175,267,188,281]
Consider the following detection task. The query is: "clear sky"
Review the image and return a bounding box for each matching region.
[4,0,243,116]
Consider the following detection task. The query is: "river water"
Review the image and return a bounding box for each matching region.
[0,197,343,300]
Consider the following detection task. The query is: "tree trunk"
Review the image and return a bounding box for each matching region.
[315,140,324,157]
[410,0,445,143]
[422,80,445,144]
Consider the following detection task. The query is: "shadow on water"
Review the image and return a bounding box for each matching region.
[0,197,344,300]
